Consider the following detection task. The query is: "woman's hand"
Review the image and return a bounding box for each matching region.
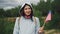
[38,26,44,33]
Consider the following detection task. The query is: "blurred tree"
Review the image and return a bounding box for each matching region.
[0,9,6,18]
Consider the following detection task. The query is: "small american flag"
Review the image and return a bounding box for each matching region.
[45,11,51,22]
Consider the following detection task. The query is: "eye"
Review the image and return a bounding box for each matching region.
[24,8,27,10]
[28,8,31,9]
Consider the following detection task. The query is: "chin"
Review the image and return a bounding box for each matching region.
[27,14,30,16]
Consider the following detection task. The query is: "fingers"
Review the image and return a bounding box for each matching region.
[38,27,44,33]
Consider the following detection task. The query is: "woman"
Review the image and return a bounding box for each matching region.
[13,2,44,34]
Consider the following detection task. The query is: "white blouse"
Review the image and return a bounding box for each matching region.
[13,16,40,34]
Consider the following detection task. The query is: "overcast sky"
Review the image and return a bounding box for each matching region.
[0,0,54,10]
[0,0,40,10]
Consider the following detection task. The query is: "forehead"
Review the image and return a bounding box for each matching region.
[24,5,31,8]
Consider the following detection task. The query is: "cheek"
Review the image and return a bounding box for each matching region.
[29,10,31,13]
[24,10,27,13]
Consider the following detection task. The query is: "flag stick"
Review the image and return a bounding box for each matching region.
[42,22,46,28]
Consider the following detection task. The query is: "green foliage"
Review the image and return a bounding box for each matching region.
[0,18,15,34]
[0,6,21,17]
[0,18,5,34]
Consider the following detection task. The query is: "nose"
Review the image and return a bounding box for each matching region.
[26,8,31,12]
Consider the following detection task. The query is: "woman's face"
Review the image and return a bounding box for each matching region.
[24,5,31,16]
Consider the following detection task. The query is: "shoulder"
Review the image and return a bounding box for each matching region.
[16,17,21,20]
[16,17,19,19]
[34,17,40,24]
[33,16,40,22]
[34,17,39,20]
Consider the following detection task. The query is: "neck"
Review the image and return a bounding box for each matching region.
[25,15,31,19]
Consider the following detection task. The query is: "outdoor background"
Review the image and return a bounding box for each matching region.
[0,0,60,34]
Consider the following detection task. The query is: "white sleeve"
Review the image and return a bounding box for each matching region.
[35,17,40,34]
[13,17,19,34]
